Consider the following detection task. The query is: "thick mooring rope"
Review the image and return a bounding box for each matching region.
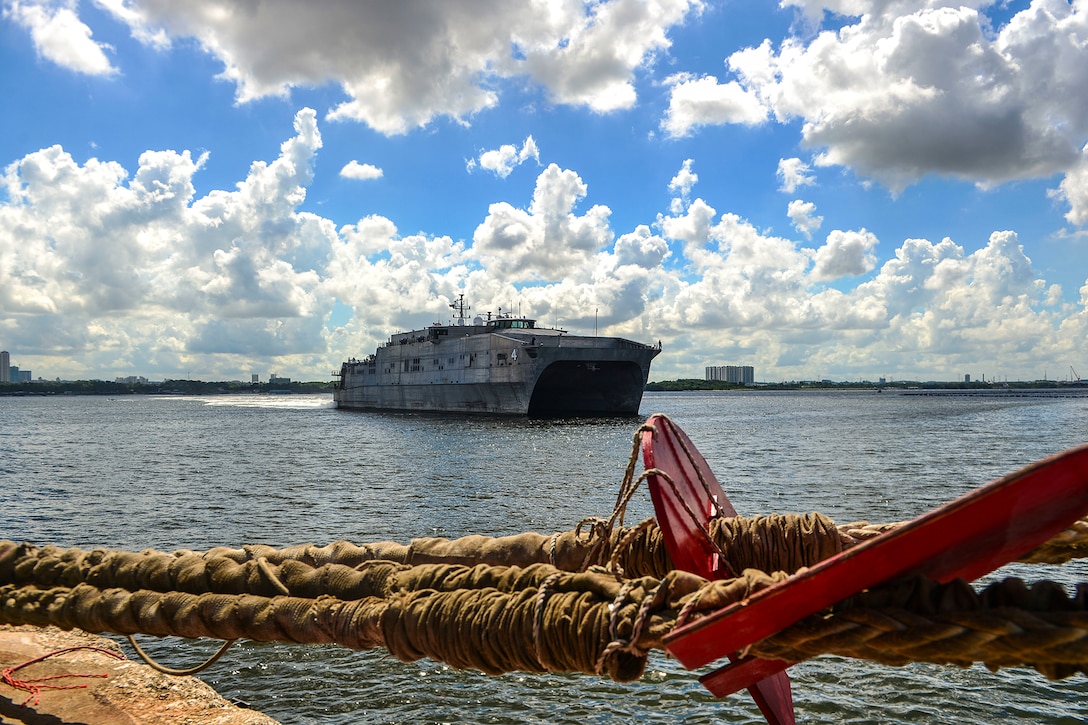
[93,509,1077,583]
[0,512,840,597]
[3,537,1088,682]
[0,551,713,681]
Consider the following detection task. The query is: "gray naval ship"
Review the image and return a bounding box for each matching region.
[334,296,661,416]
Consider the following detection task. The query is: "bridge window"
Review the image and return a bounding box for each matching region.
[488,319,536,330]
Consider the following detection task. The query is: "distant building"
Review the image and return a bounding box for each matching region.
[269,374,291,385]
[251,373,260,384]
[965,374,971,383]
[0,350,8,383]
[9,365,32,383]
[705,365,754,385]
[115,376,149,385]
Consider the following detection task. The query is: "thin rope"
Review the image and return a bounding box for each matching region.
[1,646,123,706]
[595,579,662,675]
[126,635,236,676]
[532,572,563,670]
[675,587,705,629]
[651,465,732,569]
[607,518,657,577]
[255,555,291,595]
[612,422,656,528]
[548,532,560,567]
[657,413,728,520]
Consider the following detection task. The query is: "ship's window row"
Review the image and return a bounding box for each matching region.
[378,349,534,374]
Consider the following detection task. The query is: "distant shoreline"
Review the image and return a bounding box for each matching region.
[644,378,1088,393]
[3,377,1085,397]
[0,379,335,396]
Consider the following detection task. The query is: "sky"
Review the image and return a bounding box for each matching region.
[1,0,1087,384]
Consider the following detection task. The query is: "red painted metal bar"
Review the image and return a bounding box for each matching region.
[664,440,1088,697]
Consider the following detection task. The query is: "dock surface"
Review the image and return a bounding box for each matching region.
[1,625,278,725]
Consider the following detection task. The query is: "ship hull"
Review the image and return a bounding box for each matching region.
[334,380,531,415]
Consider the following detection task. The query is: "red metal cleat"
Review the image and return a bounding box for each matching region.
[641,413,795,725]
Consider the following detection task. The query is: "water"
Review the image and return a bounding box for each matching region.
[2,390,1087,723]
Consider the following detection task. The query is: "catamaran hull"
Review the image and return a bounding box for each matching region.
[335,341,658,417]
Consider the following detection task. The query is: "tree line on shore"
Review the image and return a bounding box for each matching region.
[0,379,335,396]
[645,378,1084,392]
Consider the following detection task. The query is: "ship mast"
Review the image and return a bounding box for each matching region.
[449,294,471,323]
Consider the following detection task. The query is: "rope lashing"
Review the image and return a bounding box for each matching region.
[7,510,1081,608]
[5,539,1088,682]
[1,555,708,682]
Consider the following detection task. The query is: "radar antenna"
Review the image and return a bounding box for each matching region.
[449,293,471,320]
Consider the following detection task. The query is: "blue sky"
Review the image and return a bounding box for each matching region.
[1,0,1087,383]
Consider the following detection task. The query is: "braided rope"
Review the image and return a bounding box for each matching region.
[5,511,1087,605]
[533,572,563,669]
[5,554,1088,682]
[21,510,1071,598]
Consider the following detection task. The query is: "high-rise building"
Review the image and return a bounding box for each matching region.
[704,364,755,385]
[0,350,9,383]
[729,365,754,385]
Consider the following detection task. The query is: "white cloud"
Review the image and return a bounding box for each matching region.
[685,3,1088,192]
[661,74,767,137]
[94,0,170,49]
[787,199,822,239]
[1049,144,1088,226]
[472,163,613,278]
[1,109,1083,383]
[89,0,701,135]
[658,200,826,332]
[648,196,1080,380]
[668,158,698,197]
[614,225,670,268]
[474,136,541,178]
[862,230,1043,323]
[326,216,473,346]
[0,108,331,374]
[837,230,1063,376]
[520,0,701,113]
[340,161,383,181]
[777,157,815,193]
[810,228,878,280]
[6,0,116,75]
